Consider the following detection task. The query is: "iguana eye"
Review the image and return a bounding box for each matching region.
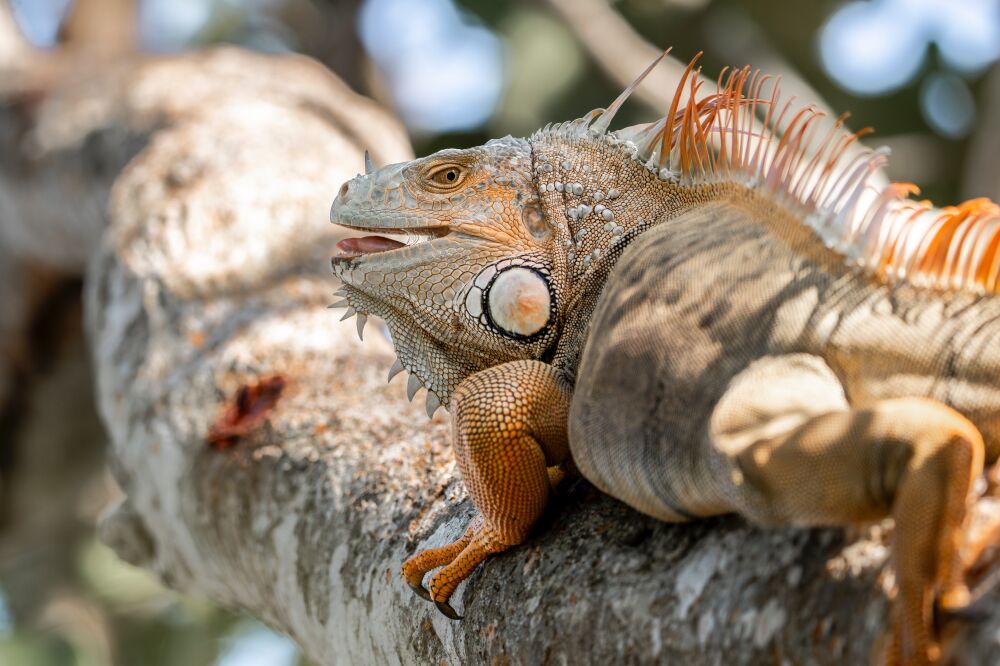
[427,165,465,190]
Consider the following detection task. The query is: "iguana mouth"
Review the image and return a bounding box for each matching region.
[331,226,451,262]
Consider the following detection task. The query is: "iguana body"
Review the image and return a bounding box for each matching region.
[329,56,1000,664]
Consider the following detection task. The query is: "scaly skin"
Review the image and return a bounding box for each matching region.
[329,59,1000,664]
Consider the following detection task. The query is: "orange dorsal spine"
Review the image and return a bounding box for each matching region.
[600,52,1000,296]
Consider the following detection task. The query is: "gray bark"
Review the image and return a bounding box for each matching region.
[2,41,997,665]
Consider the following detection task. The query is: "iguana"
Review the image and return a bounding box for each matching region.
[328,52,1000,664]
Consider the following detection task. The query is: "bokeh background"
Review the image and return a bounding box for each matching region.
[2,0,999,664]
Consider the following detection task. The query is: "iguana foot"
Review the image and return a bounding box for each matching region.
[401,360,572,619]
[425,520,513,619]
[402,464,570,616]
[401,515,540,619]
[401,517,480,602]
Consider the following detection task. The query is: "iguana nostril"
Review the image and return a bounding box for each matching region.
[339,182,349,198]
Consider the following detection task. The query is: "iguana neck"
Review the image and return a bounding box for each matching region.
[529,128,726,379]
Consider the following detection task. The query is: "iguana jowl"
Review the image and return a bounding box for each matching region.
[328,53,1000,664]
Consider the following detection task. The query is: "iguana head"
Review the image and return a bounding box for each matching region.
[330,137,567,412]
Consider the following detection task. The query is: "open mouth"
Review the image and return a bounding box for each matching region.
[332,226,450,262]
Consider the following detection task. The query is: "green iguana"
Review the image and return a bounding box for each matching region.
[328,52,1000,665]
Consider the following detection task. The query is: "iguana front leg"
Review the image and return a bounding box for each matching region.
[401,359,572,618]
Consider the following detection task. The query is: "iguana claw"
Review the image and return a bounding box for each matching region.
[434,601,462,620]
[940,555,1000,627]
[940,602,992,625]
[407,580,432,601]
[935,509,1000,630]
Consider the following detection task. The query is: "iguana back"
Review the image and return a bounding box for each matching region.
[571,197,1000,524]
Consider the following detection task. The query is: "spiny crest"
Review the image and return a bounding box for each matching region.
[580,50,1000,295]
[329,286,444,417]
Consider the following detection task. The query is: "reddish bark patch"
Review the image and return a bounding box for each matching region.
[207,375,287,450]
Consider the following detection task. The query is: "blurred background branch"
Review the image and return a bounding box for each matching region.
[547,0,836,122]
[0,0,31,68]
[546,0,697,114]
[963,63,1000,201]
[545,0,886,188]
[58,0,136,55]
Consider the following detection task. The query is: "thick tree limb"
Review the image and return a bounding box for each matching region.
[74,47,1000,665]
